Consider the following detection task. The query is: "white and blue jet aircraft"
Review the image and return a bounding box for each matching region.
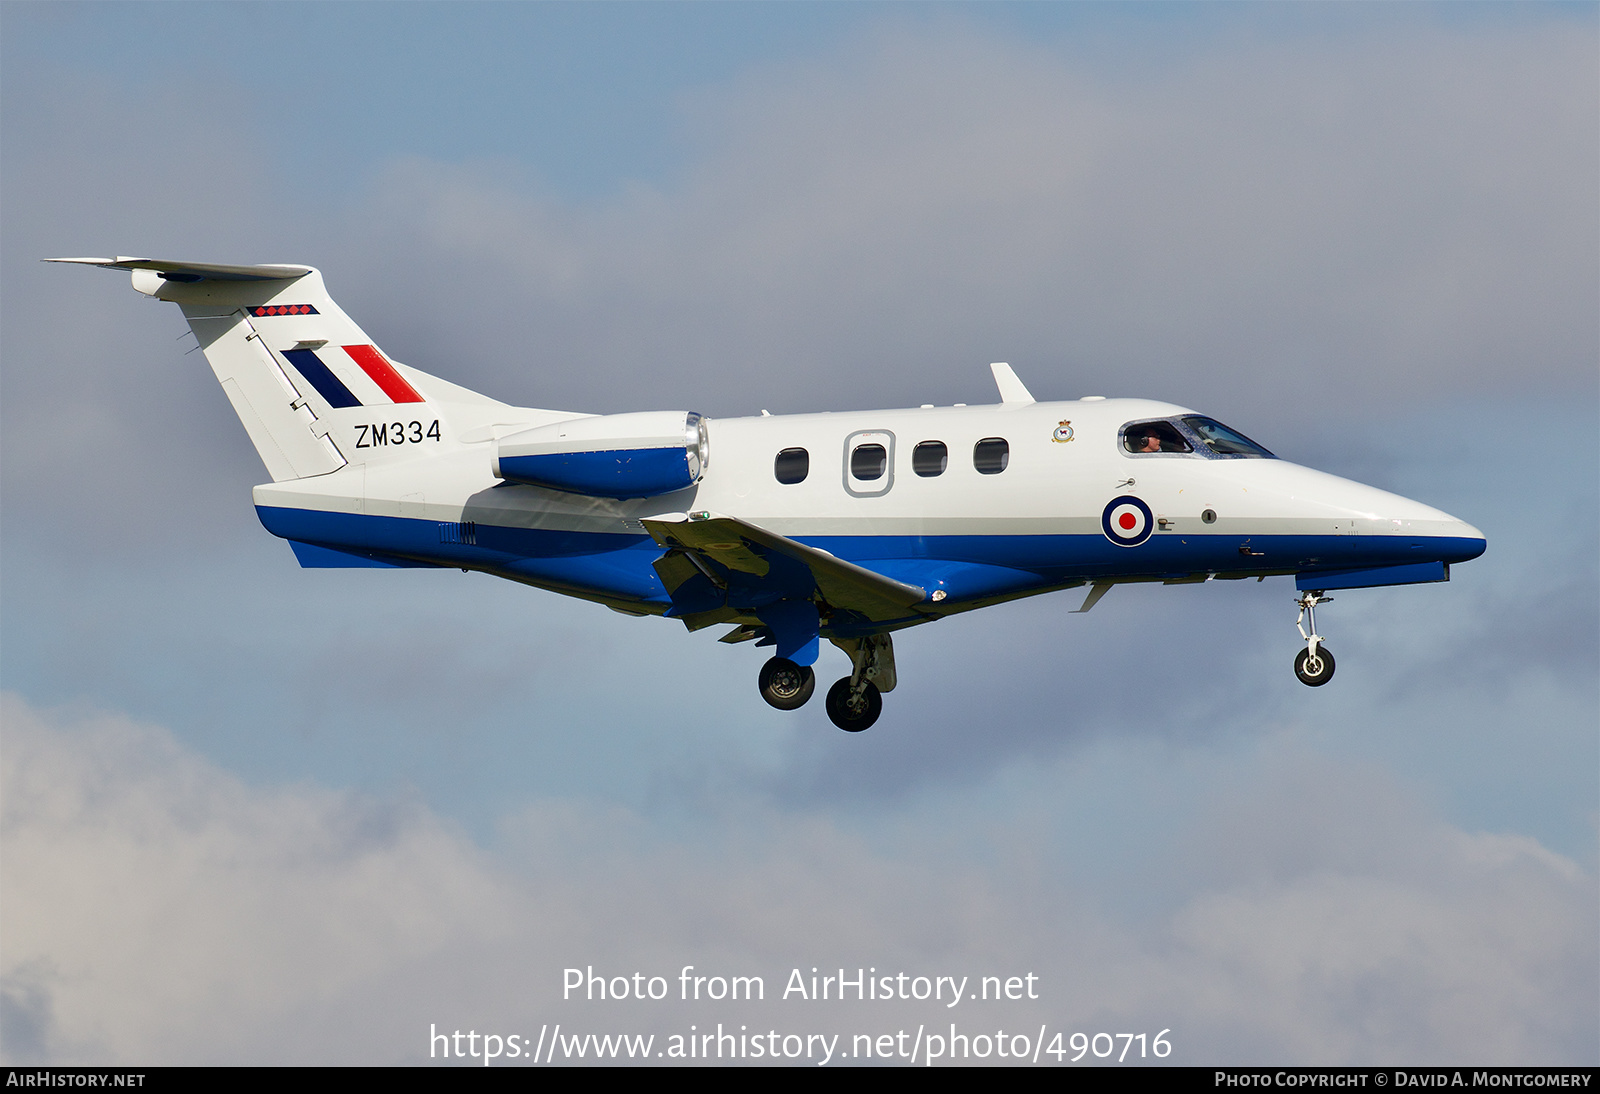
[56,257,1486,731]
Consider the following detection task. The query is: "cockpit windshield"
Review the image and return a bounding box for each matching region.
[1121,420,1192,454]
[1120,416,1276,459]
[1181,416,1275,458]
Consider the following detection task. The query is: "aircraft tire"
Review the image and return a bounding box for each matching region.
[759,657,815,710]
[1294,646,1336,687]
[825,677,882,732]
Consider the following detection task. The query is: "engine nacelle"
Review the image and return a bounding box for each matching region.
[493,411,709,499]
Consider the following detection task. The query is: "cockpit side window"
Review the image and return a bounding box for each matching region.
[1121,420,1192,455]
[1181,416,1274,458]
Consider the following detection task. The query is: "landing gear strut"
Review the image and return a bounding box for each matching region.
[759,657,815,710]
[824,633,895,732]
[1294,590,1336,687]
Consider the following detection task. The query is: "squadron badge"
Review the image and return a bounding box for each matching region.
[1052,420,1074,443]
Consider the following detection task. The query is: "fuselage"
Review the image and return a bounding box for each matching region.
[253,394,1486,625]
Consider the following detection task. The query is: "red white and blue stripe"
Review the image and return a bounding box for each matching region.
[280,344,424,408]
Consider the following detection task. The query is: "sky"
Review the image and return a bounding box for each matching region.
[1,1,1596,1067]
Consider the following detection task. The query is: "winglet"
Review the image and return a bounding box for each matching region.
[990,362,1035,405]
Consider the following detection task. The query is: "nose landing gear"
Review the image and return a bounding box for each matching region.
[1294,590,1336,686]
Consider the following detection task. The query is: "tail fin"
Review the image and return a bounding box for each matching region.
[49,257,493,481]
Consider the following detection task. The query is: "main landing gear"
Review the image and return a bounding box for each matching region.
[756,634,896,732]
[824,633,895,732]
[758,657,815,710]
[1294,590,1336,687]
[825,677,881,732]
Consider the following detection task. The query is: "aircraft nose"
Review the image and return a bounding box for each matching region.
[1366,505,1486,564]
[1441,517,1487,563]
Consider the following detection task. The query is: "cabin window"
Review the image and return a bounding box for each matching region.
[851,443,888,481]
[843,430,895,497]
[1122,420,1193,455]
[913,440,948,477]
[774,447,809,484]
[974,437,1009,474]
[1181,416,1275,458]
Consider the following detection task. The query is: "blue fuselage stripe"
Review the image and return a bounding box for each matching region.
[257,506,1486,610]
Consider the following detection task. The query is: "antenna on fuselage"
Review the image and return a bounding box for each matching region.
[990,362,1035,405]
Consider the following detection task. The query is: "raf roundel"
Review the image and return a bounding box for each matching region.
[1101,495,1154,547]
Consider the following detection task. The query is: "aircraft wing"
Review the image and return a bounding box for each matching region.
[641,512,930,626]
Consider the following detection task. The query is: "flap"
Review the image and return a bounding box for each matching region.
[641,512,930,624]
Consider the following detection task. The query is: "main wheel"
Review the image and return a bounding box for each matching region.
[759,657,815,710]
[1294,646,1336,687]
[825,677,882,732]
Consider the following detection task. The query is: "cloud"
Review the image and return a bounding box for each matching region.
[3,694,1592,1064]
[1,398,1590,846]
[3,12,1594,1068]
[337,18,1596,420]
[0,694,518,1063]
[4,16,1594,554]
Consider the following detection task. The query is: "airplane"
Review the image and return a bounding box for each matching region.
[52,257,1487,731]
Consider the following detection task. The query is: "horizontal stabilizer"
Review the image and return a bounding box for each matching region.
[47,257,312,282]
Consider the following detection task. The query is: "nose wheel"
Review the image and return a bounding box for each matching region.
[759,657,815,710]
[1294,645,1336,686]
[1294,590,1335,687]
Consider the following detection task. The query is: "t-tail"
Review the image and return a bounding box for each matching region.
[47,257,507,481]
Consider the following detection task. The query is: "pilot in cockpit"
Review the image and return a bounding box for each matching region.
[1126,421,1192,454]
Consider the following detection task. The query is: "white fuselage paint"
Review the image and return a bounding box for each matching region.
[256,396,1479,548]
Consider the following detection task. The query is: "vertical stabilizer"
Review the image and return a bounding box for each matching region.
[193,310,347,479]
[48,257,489,481]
